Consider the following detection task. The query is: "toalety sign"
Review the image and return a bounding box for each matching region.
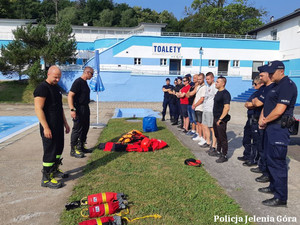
[152,43,181,55]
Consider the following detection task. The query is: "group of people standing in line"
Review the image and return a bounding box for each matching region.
[162,60,298,207]
[237,61,297,207]
[162,72,232,163]
[34,66,94,189]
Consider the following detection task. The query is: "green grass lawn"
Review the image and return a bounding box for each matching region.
[61,119,252,225]
[0,80,28,102]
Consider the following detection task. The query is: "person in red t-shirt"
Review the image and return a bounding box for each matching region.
[176,77,191,133]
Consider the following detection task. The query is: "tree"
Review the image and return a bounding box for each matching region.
[0,21,76,83]
[93,9,114,27]
[182,0,265,34]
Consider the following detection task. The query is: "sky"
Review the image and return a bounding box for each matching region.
[113,0,300,23]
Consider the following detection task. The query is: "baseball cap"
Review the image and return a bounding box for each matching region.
[263,61,285,74]
[258,65,268,73]
[166,78,170,81]
[177,77,182,81]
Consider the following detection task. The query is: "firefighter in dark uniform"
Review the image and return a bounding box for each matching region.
[258,61,297,207]
[173,77,184,127]
[162,78,174,121]
[34,66,70,189]
[68,66,94,158]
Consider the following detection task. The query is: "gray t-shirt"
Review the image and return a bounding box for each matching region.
[203,82,218,112]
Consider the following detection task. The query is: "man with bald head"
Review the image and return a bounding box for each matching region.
[34,65,70,189]
[68,66,94,158]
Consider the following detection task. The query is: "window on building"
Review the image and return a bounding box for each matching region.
[160,59,167,66]
[185,59,192,66]
[209,60,215,67]
[134,58,141,65]
[82,58,88,65]
[233,60,240,67]
[271,29,277,40]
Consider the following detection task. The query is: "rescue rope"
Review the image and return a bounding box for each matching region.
[122,214,162,223]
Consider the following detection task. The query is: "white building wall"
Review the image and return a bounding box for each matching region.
[256,16,300,60]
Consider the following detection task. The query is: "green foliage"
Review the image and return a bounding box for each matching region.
[0,21,76,83]
[60,119,253,225]
[182,0,265,34]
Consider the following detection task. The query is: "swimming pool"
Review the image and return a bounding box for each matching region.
[112,108,160,118]
[0,116,39,143]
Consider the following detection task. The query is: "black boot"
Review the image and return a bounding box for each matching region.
[80,142,93,153]
[161,115,165,121]
[70,144,85,158]
[170,116,174,123]
[172,119,178,125]
[53,158,69,178]
[41,168,62,189]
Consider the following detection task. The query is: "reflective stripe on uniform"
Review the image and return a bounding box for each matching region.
[43,162,54,167]
[56,155,61,159]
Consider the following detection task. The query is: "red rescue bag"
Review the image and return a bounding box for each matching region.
[79,216,122,225]
[86,192,124,206]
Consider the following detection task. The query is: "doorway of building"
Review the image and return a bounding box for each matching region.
[252,61,264,80]
[169,59,181,75]
[218,60,229,76]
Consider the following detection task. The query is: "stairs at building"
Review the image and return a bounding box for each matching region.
[232,88,256,102]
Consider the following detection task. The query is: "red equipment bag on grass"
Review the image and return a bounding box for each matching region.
[86,192,125,206]
[79,216,122,225]
[81,200,127,218]
[99,138,167,152]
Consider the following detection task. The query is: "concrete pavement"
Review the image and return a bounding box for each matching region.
[0,101,299,225]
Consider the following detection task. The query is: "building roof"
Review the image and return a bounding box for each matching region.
[248,8,300,35]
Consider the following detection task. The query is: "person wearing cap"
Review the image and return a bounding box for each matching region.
[162,78,174,121]
[258,60,297,207]
[250,65,276,183]
[237,76,263,167]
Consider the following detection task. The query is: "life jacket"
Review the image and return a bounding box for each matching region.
[118,130,146,144]
[99,138,167,152]
[79,216,122,225]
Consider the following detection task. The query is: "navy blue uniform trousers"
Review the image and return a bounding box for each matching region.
[265,123,289,201]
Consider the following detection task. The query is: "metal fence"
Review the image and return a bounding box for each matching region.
[161,32,256,39]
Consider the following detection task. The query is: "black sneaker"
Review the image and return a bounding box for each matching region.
[206,146,215,154]
[243,161,257,167]
[208,150,221,157]
[216,155,228,163]
[199,143,210,148]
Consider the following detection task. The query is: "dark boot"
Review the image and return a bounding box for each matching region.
[41,168,62,189]
[170,116,174,123]
[70,144,85,158]
[80,142,93,153]
[53,158,69,178]
[172,119,178,125]
[161,115,165,121]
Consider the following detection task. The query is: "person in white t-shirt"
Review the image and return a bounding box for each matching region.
[201,72,218,152]
[191,73,207,145]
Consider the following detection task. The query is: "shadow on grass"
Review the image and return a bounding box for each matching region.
[63,136,126,183]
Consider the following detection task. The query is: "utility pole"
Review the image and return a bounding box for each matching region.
[53,0,58,23]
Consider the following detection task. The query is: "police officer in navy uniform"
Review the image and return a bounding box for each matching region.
[34,66,70,189]
[162,78,174,121]
[258,61,297,207]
